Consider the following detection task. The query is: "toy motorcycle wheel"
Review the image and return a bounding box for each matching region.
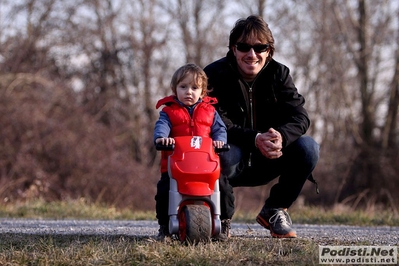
[178,204,212,243]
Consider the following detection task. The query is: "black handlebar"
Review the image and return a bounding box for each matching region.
[155,143,230,153]
[215,144,230,153]
[155,143,175,151]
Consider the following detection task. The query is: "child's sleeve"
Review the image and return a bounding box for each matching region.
[153,111,172,144]
[211,111,227,143]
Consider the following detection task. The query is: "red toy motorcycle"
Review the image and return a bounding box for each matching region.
[156,136,229,243]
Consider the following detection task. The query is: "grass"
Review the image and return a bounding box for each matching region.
[0,199,398,265]
[0,198,153,220]
[0,234,324,266]
[1,198,399,226]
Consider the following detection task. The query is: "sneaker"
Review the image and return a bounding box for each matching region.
[256,208,297,238]
[156,225,172,242]
[213,219,231,241]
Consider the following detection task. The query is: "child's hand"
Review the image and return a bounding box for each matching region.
[213,140,224,148]
[156,137,175,146]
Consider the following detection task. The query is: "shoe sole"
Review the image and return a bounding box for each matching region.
[256,215,297,238]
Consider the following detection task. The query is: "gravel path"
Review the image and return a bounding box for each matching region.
[0,219,398,245]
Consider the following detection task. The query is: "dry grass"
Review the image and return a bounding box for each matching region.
[0,233,332,266]
[0,233,384,266]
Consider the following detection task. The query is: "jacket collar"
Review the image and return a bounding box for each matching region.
[156,95,217,109]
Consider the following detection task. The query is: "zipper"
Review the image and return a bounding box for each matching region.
[248,86,253,167]
[185,102,197,135]
[228,61,269,167]
[243,62,268,130]
[245,62,270,167]
[248,86,254,128]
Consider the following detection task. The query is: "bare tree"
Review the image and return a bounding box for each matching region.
[382,7,399,150]
[0,0,159,208]
[1,0,398,211]
[159,0,228,67]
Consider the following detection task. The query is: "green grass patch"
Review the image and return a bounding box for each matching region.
[0,198,154,220]
[233,205,399,227]
[1,199,398,226]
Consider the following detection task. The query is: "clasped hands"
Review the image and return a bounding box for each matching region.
[255,128,283,159]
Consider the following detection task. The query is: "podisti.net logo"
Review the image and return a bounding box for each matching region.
[319,245,397,264]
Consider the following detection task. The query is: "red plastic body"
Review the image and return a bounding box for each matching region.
[168,136,220,196]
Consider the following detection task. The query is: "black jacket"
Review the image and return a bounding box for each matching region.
[204,51,310,152]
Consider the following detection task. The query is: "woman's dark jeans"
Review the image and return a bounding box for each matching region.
[219,136,320,211]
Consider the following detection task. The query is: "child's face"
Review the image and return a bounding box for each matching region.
[176,73,203,106]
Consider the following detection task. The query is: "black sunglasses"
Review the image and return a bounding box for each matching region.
[235,43,270,53]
